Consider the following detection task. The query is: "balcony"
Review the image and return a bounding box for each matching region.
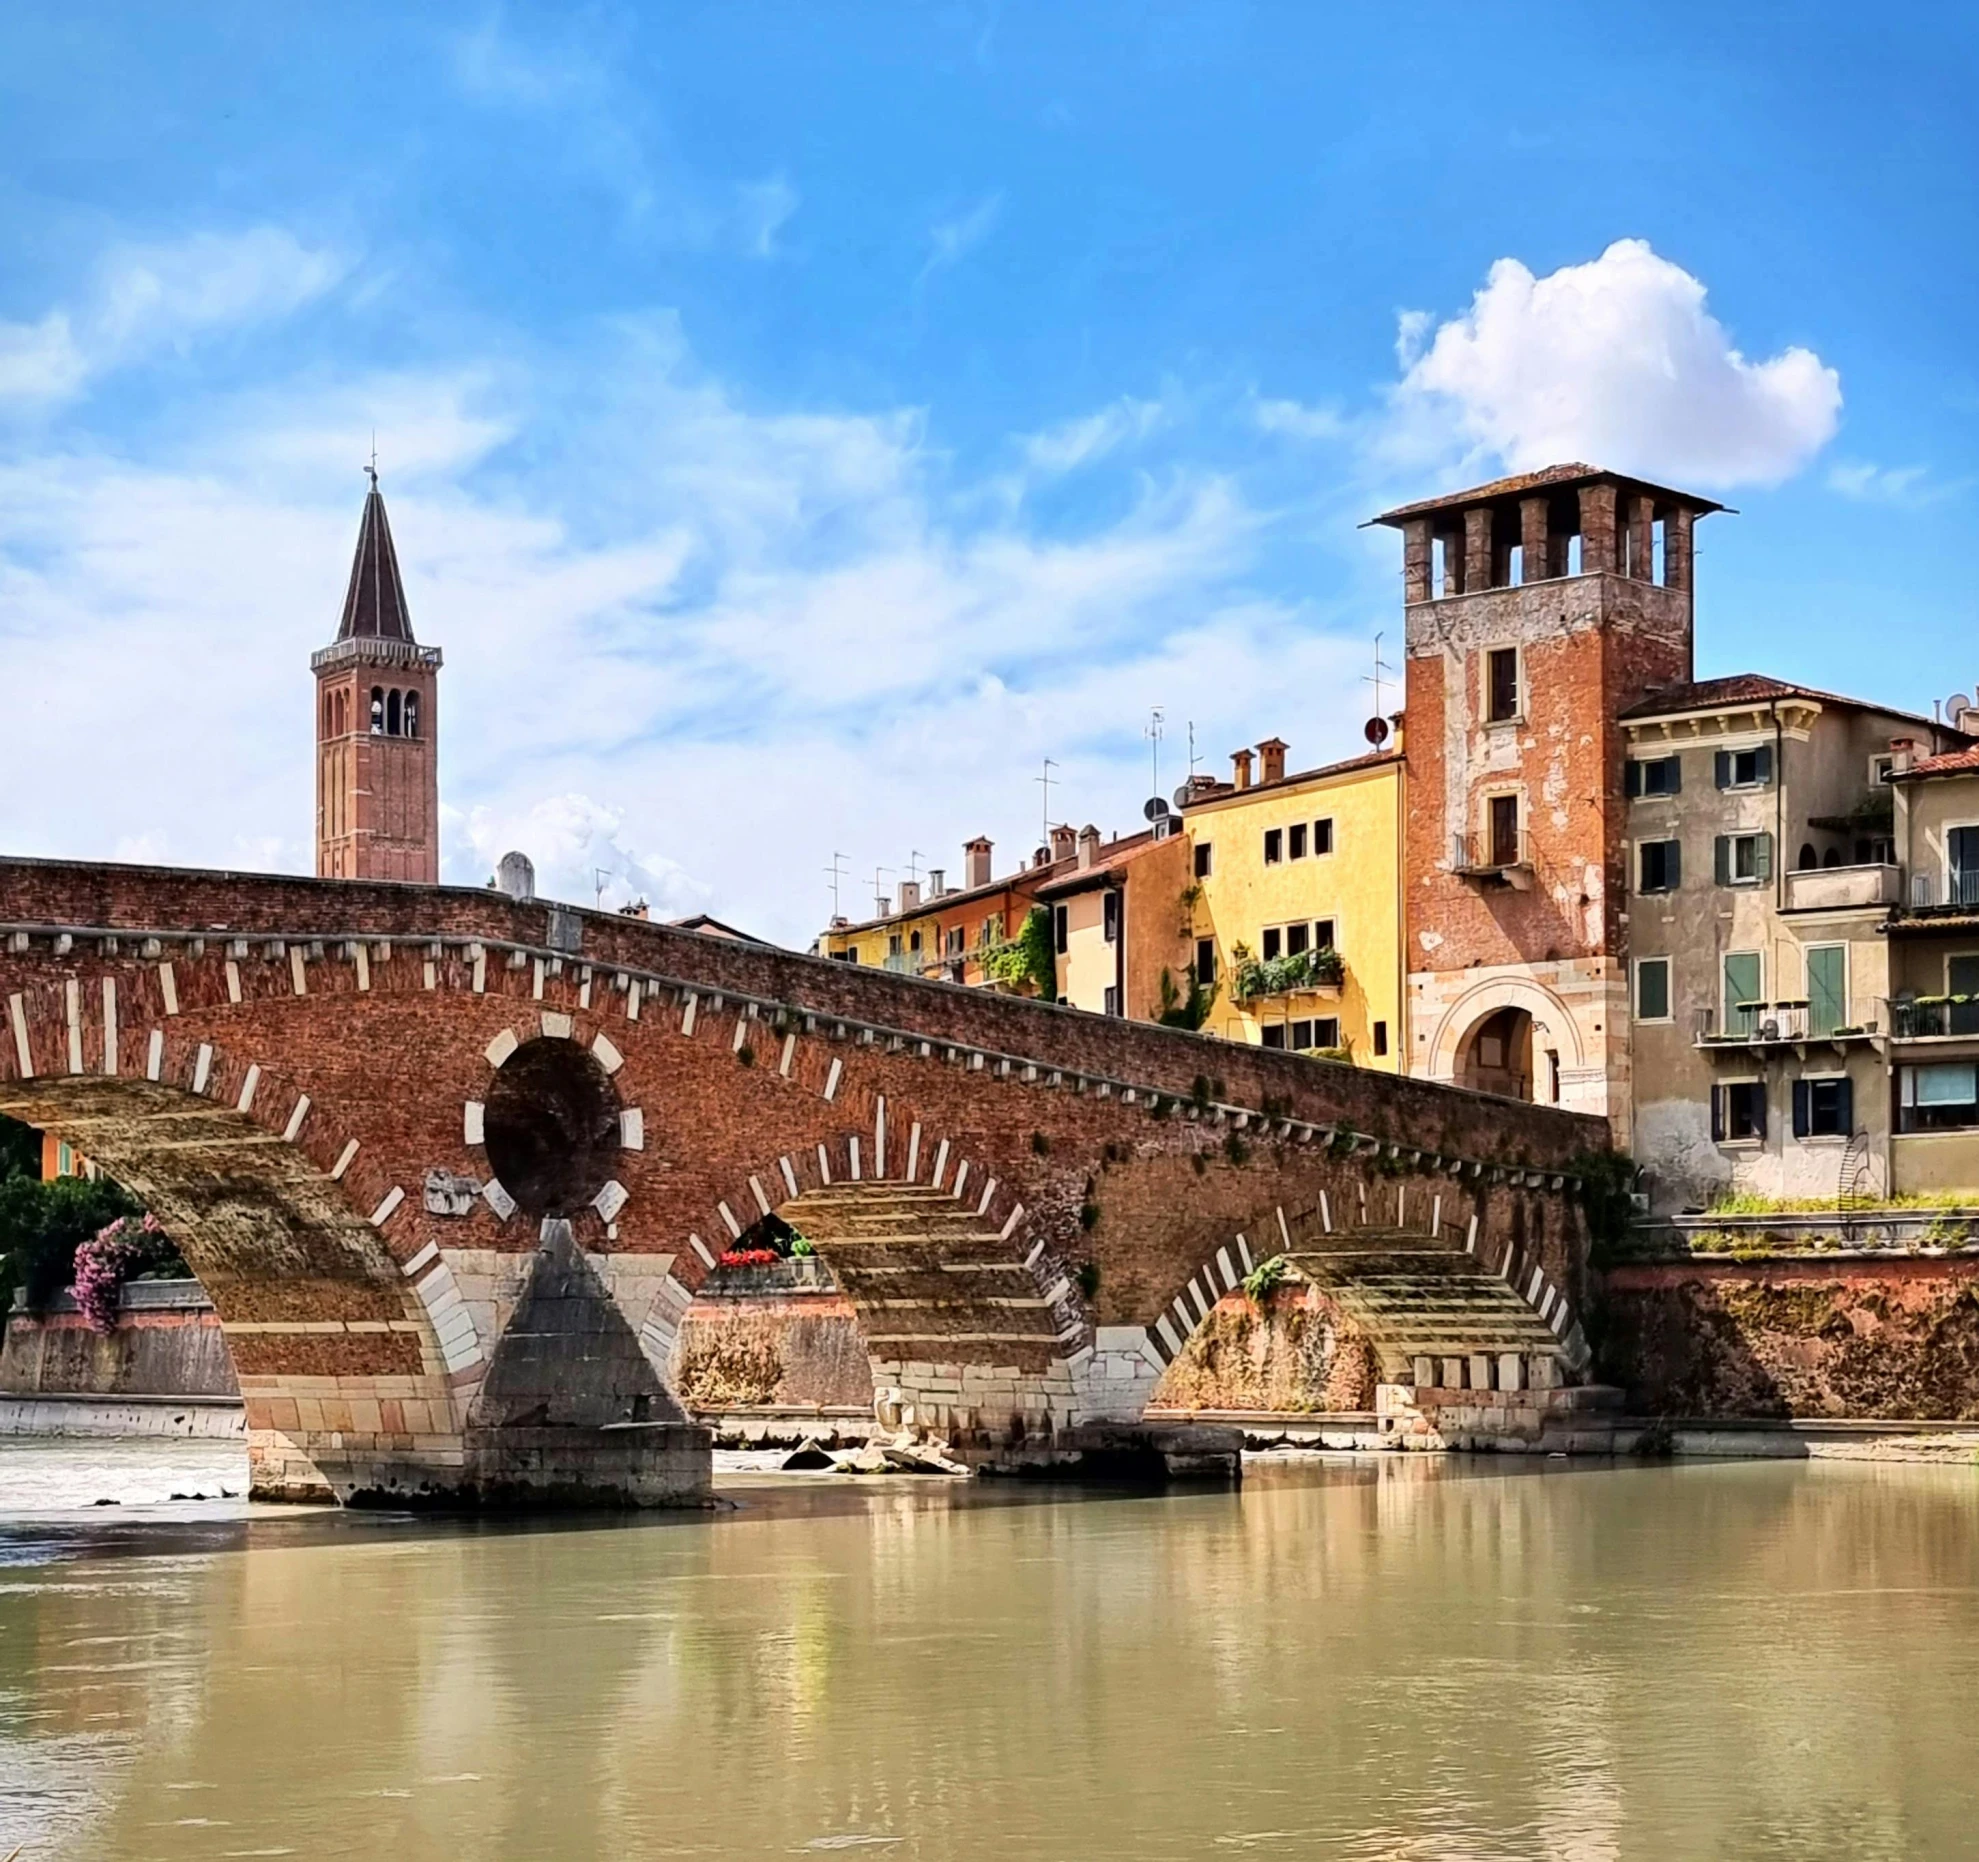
[1693,1000,1879,1049]
[1450,829,1533,890]
[1783,863,1901,911]
[1898,870,1979,913]
[1232,946,1345,1005]
[1887,996,1979,1041]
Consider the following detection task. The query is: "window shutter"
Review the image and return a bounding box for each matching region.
[1710,1086,1724,1143]
[1625,759,1643,799]
[1715,749,1732,789]
[1667,840,1682,889]
[1753,1080,1767,1134]
[1837,1077,1854,1134]
[1755,833,1774,882]
[1714,836,1731,886]
[1668,755,1682,795]
[1793,1079,1810,1138]
[1754,743,1774,785]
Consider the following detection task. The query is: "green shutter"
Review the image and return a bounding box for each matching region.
[1715,750,1732,789]
[1754,833,1774,882]
[1724,952,1762,1036]
[1807,946,1846,1038]
[1714,836,1731,885]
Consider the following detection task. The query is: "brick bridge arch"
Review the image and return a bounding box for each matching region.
[0,858,1606,1505]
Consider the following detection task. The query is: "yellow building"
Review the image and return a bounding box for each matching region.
[1180,738,1405,1069]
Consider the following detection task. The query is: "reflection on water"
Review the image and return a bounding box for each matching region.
[3,1447,1978,1859]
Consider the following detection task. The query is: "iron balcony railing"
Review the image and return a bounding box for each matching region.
[1887,995,1979,1039]
[1908,870,1979,910]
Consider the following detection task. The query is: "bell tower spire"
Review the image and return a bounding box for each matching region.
[312,465,443,882]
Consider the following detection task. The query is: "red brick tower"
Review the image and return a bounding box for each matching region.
[1372,465,1721,1136]
[312,471,443,883]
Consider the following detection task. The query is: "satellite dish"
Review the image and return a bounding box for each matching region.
[1947,693,1974,721]
[1364,716,1391,747]
[1143,796,1172,823]
[1172,783,1194,809]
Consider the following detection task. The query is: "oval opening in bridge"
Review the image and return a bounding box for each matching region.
[482,1037,623,1218]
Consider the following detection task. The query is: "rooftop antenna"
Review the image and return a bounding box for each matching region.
[1036,757,1059,847]
[905,849,925,888]
[823,850,849,919]
[594,866,611,908]
[1145,706,1165,799]
[1362,630,1395,720]
[871,865,895,917]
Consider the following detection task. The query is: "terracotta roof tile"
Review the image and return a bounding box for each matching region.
[1901,745,1979,779]
[1369,463,1725,527]
[1619,673,1947,733]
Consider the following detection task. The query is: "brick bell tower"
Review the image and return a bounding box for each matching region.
[312,468,443,883]
[1373,464,1721,1136]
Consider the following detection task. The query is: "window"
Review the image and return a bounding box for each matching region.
[1313,818,1334,855]
[1102,891,1120,943]
[1290,1019,1312,1049]
[980,917,997,946]
[1261,1025,1286,1050]
[386,689,402,736]
[1951,827,1979,909]
[1900,1062,1979,1132]
[946,926,965,955]
[1262,927,1282,961]
[1312,918,1336,951]
[1264,828,1283,865]
[1288,823,1308,861]
[1489,794,1521,868]
[370,686,385,733]
[1372,1020,1388,1057]
[909,929,922,952]
[1794,1077,1854,1139]
[1053,906,1068,954]
[1635,957,1672,1022]
[1285,1017,1340,1051]
[1285,921,1310,956]
[833,947,859,963]
[887,934,902,957]
[1103,985,1121,1017]
[1639,839,1681,893]
[1723,951,1763,1038]
[1193,842,1213,879]
[1715,832,1774,887]
[1951,954,1979,1036]
[1486,647,1520,723]
[403,692,419,738]
[1713,1080,1766,1143]
[1806,944,1847,1038]
[1625,755,1681,798]
[1194,938,1216,983]
[1714,745,1774,790]
[1871,755,1895,786]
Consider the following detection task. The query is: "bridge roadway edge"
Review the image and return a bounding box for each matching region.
[0,858,1606,1508]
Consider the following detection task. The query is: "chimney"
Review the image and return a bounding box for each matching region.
[1890,736,1916,775]
[1257,737,1288,785]
[1076,824,1101,870]
[495,851,535,901]
[1231,748,1254,790]
[1049,824,1076,863]
[898,878,922,912]
[1032,846,1049,868]
[927,868,945,897]
[964,836,993,889]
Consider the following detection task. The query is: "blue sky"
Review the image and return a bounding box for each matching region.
[3,4,1976,941]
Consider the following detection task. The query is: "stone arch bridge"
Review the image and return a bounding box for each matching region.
[0,859,1605,1505]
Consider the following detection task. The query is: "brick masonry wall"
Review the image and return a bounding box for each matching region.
[1598,1258,1979,1420]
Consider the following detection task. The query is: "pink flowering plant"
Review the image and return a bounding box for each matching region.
[71,1212,176,1333]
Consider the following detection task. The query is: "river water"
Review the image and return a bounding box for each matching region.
[2,1442,1977,1860]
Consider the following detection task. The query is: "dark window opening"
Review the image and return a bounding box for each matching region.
[1489,794,1521,868]
[1288,823,1308,861]
[1053,906,1068,954]
[1715,745,1774,790]
[1103,985,1120,1017]
[1639,839,1681,893]
[1285,922,1310,956]
[1193,842,1212,879]
[386,689,402,736]
[1794,1077,1853,1139]
[1626,755,1681,798]
[1901,1062,1979,1132]
[403,692,419,739]
[1372,1020,1389,1057]
[1713,1080,1766,1144]
[1102,891,1120,943]
[1486,648,1519,723]
[1194,938,1216,984]
[1261,1024,1287,1050]
[1261,927,1282,961]
[370,686,385,733]
[1313,818,1334,855]
[1313,918,1336,951]
[1263,828,1283,865]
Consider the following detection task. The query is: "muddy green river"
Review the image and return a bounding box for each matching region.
[2,1442,1977,1858]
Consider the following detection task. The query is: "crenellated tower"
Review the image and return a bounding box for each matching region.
[312,470,443,883]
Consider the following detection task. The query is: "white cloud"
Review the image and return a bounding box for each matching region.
[921,193,1003,283]
[736,175,801,259]
[0,227,346,409]
[456,794,708,918]
[1386,239,1841,489]
[1826,459,1960,507]
[1021,396,1166,475]
[1252,395,1346,442]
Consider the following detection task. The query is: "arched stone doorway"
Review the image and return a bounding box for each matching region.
[1459,1006,1536,1100]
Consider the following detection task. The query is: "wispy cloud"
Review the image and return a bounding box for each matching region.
[1826,459,1963,507]
[920,193,1004,285]
[1251,395,1347,442]
[0,228,346,408]
[736,174,801,259]
[1020,395,1166,476]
